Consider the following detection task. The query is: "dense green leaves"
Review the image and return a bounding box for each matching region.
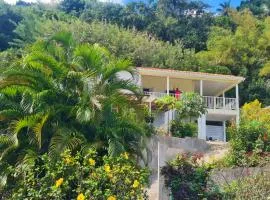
[0,32,149,181]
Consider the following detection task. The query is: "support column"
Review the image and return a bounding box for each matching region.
[200,80,203,96]
[198,115,206,140]
[223,121,226,142]
[236,84,240,126]
[223,92,225,109]
[166,76,170,95]
[198,80,206,140]
[137,73,142,87]
[157,141,160,199]
[166,76,170,134]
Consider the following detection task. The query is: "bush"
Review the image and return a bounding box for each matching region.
[161,153,222,200]
[224,120,270,167]
[170,121,197,138]
[3,149,150,200]
[223,173,270,200]
[228,121,269,152]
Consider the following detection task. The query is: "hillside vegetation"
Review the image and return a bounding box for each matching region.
[1,0,270,105]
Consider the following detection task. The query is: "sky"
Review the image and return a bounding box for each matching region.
[3,0,242,12]
[203,0,241,11]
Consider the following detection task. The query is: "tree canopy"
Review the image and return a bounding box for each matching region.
[0,0,270,106]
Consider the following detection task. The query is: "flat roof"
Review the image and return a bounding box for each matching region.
[137,67,245,84]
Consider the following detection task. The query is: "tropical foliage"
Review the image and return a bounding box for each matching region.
[161,153,221,200]
[1,0,270,105]
[155,92,205,137]
[220,100,270,167]
[1,149,150,199]
[0,32,151,190]
[170,121,197,138]
[155,92,206,119]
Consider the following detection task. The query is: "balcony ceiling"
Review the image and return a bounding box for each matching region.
[137,67,244,96]
[194,80,235,96]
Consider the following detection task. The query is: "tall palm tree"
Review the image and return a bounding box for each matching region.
[217,0,231,16]
[0,31,147,171]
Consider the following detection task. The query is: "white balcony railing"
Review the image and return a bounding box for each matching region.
[202,96,236,110]
[143,91,237,110]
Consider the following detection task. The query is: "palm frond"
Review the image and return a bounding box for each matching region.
[33,113,49,149]
[51,31,74,49]
[24,51,67,77]
[49,128,85,158]
[108,139,125,157]
[73,44,110,72]
[0,134,18,160]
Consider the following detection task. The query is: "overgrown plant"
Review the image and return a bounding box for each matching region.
[161,153,221,200]
[221,100,270,167]
[0,32,150,188]
[222,173,270,199]
[170,121,197,138]
[155,92,206,137]
[1,149,150,199]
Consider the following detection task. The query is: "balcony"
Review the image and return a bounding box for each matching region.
[202,96,236,110]
[143,92,237,110]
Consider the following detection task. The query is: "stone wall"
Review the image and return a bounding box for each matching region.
[145,136,210,200]
[210,164,270,187]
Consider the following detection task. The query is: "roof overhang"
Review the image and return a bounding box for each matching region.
[137,67,245,96]
[137,67,245,84]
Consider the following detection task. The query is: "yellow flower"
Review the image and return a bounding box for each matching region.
[108,173,113,179]
[107,196,116,200]
[104,164,111,173]
[121,152,129,159]
[55,178,64,187]
[132,180,140,188]
[89,158,96,166]
[77,193,85,200]
[64,155,74,165]
[65,157,73,164]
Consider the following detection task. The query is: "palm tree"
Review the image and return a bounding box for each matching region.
[217,0,231,16]
[0,31,147,175]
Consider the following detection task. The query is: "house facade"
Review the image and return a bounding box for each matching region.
[120,67,245,142]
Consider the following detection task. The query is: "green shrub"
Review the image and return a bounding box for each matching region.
[228,121,269,152]
[224,121,270,167]
[170,121,197,138]
[3,149,150,200]
[161,153,222,200]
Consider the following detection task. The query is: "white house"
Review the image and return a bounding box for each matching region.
[120,67,245,142]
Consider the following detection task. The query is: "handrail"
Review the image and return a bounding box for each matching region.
[202,96,236,110]
[143,92,237,110]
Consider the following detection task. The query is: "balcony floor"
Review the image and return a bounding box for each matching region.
[206,110,238,121]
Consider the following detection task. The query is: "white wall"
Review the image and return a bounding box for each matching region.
[141,75,195,92]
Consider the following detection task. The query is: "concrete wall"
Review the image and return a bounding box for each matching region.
[145,136,210,200]
[210,165,270,187]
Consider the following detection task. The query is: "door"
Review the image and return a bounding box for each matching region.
[206,125,224,141]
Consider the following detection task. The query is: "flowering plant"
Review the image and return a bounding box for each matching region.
[7,149,150,200]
